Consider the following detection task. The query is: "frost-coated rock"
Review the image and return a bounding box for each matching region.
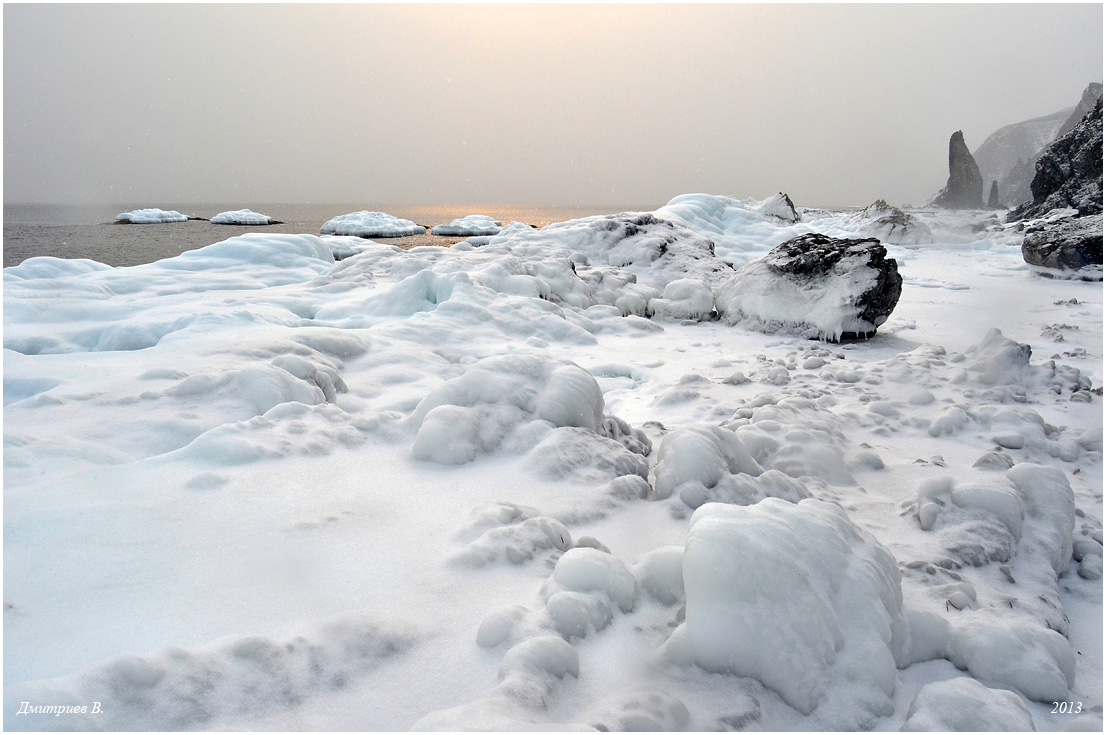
[714,234,903,340]
[666,499,907,717]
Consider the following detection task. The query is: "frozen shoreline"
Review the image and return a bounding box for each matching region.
[4,196,1101,731]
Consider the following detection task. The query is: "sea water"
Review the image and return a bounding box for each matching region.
[2,203,653,268]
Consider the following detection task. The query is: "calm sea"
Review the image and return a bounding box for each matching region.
[3,203,654,268]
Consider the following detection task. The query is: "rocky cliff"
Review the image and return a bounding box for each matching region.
[931,131,984,209]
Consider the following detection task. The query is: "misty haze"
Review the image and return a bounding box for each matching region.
[3,4,1103,733]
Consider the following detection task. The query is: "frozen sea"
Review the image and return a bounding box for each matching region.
[3,195,1102,731]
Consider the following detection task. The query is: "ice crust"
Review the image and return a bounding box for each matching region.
[4,198,1101,731]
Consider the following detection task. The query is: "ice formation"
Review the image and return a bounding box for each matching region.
[430,214,502,236]
[113,208,188,224]
[209,209,276,225]
[319,211,425,237]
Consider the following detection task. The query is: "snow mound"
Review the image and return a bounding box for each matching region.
[585,689,691,732]
[411,355,639,466]
[448,502,572,567]
[647,278,715,321]
[431,215,502,236]
[533,212,735,289]
[948,620,1076,702]
[319,211,425,238]
[665,499,907,720]
[653,193,813,263]
[4,614,416,731]
[652,425,763,500]
[848,200,934,246]
[541,547,638,614]
[901,677,1035,731]
[114,208,188,224]
[209,209,275,225]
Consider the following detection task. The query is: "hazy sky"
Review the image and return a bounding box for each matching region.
[4,4,1102,208]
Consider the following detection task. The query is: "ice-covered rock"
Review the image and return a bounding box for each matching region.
[431,215,502,236]
[665,499,907,719]
[647,278,715,321]
[114,208,188,224]
[209,209,278,225]
[449,502,572,567]
[319,211,425,238]
[1021,214,1102,280]
[714,234,903,340]
[853,200,934,246]
[901,677,1036,731]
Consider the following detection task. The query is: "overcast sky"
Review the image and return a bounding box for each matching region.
[4,4,1102,208]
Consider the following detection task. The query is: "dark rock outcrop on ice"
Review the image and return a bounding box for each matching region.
[714,234,903,340]
[855,200,932,245]
[1022,215,1103,279]
[1008,97,1103,279]
[931,131,984,209]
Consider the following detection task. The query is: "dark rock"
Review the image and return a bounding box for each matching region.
[931,131,984,209]
[987,180,1002,209]
[715,234,903,340]
[1022,214,1102,279]
[1007,96,1103,279]
[1011,97,1103,219]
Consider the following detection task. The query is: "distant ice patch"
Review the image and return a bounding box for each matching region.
[431,215,502,236]
[114,208,188,224]
[319,211,425,238]
[210,209,276,225]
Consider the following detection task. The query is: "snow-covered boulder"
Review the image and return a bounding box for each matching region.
[901,678,1036,731]
[538,212,735,290]
[665,499,907,720]
[647,278,714,321]
[210,209,278,225]
[114,208,188,224]
[1021,213,1103,280]
[319,211,425,238]
[714,234,903,340]
[431,215,502,236]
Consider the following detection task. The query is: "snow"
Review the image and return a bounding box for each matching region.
[114,208,187,224]
[209,208,275,225]
[4,198,1102,731]
[431,214,502,236]
[319,210,425,237]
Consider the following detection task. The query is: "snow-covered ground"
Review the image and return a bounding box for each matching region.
[114,208,188,224]
[431,215,503,236]
[210,209,276,225]
[4,195,1102,731]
